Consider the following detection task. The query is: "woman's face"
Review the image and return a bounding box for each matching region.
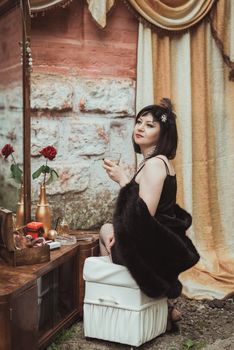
[133,113,160,149]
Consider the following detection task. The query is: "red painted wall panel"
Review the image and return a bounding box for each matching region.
[31,0,138,79]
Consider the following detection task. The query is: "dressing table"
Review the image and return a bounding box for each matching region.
[0,2,100,349]
[0,231,99,350]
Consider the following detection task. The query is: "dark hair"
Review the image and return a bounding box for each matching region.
[132,98,178,160]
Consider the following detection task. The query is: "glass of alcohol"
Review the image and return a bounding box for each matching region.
[103,151,121,165]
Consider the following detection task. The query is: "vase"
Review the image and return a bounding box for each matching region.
[15,183,24,228]
[36,184,52,237]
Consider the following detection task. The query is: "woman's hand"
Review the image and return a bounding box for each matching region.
[103,231,115,254]
[102,159,129,187]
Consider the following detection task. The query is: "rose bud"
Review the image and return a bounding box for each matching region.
[1,144,14,159]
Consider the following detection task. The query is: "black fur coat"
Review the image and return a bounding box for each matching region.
[111,181,200,299]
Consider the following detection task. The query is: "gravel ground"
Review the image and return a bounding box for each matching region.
[48,295,234,350]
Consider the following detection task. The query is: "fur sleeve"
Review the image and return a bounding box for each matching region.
[112,182,200,298]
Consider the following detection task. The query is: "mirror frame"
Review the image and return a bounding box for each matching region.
[21,0,31,223]
[0,0,31,223]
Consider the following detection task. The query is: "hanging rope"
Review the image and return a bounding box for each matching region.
[208,5,234,81]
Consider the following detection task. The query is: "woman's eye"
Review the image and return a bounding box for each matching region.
[136,120,142,124]
[147,124,154,128]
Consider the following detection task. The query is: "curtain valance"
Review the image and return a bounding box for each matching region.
[29,0,115,26]
[29,0,216,31]
[29,0,72,14]
[126,0,216,31]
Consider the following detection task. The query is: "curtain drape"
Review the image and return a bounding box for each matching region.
[137,1,234,300]
[29,0,216,32]
[127,0,216,31]
[29,0,115,26]
[86,0,115,28]
[29,0,71,13]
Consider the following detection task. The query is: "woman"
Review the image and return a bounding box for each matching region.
[100,98,200,331]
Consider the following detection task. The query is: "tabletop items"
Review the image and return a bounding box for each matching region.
[0,207,98,266]
[0,206,50,266]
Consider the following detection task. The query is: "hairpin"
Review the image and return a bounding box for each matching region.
[161,114,167,123]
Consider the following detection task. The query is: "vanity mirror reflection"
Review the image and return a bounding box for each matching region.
[0,0,31,225]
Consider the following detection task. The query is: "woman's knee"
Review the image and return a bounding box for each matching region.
[99,223,113,256]
[100,222,113,231]
[99,223,114,240]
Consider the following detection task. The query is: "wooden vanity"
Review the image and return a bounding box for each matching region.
[0,3,101,349]
[0,231,99,350]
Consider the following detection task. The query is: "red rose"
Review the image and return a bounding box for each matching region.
[1,144,14,159]
[39,146,57,160]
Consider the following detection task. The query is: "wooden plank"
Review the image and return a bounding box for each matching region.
[0,207,15,251]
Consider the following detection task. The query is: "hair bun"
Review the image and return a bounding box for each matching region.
[159,97,173,112]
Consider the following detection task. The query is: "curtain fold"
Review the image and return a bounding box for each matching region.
[29,0,115,27]
[86,0,115,28]
[29,0,72,13]
[128,0,216,31]
[136,23,154,112]
[137,1,234,300]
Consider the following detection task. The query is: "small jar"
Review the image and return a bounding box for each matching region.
[56,218,70,235]
[24,221,44,239]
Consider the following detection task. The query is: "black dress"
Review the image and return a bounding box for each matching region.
[111,156,200,298]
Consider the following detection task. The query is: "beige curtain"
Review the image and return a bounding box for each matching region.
[137,1,234,300]
[86,0,115,28]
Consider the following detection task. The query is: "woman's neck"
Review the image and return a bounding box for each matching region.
[140,145,156,159]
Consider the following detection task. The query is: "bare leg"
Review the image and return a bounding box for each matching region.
[99,223,114,258]
[166,299,182,331]
[168,299,182,321]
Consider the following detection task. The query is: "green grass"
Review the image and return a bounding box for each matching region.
[47,324,77,350]
[181,339,207,350]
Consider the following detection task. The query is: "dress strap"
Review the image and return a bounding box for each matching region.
[132,163,146,180]
[154,156,170,175]
[132,156,171,181]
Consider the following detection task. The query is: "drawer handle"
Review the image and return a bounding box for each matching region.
[98,297,119,305]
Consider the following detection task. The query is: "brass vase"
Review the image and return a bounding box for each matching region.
[36,184,52,237]
[15,183,24,228]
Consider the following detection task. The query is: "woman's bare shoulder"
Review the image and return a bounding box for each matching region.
[135,155,168,184]
[145,155,167,169]
[141,156,167,179]
[148,155,175,175]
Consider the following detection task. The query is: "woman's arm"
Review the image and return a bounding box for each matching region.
[138,158,167,216]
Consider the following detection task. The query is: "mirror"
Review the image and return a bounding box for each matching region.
[28,1,136,231]
[0,0,31,224]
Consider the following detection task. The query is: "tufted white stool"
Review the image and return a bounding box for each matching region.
[83,256,168,347]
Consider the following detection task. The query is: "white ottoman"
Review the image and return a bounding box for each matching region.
[83,256,168,347]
